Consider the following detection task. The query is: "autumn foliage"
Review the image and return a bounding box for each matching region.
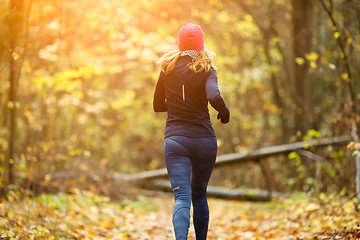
[1,0,360,238]
[0,190,359,239]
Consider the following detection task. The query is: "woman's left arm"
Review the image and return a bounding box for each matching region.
[153,72,167,112]
[206,69,230,123]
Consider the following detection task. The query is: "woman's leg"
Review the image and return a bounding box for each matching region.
[165,136,192,240]
[190,137,217,240]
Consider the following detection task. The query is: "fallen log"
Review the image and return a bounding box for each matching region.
[114,135,350,182]
[153,180,290,201]
[42,135,350,201]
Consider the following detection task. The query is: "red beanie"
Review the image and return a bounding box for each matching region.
[178,23,204,52]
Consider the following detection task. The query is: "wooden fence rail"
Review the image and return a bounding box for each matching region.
[46,135,351,201]
[116,135,351,182]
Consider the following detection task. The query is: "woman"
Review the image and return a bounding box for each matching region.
[153,23,230,240]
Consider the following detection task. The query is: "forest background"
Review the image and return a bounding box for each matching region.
[1,0,360,199]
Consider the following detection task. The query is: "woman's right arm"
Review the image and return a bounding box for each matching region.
[153,72,168,112]
[205,69,230,123]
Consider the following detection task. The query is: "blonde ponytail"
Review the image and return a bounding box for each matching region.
[157,50,181,76]
[157,47,216,75]
[188,47,216,73]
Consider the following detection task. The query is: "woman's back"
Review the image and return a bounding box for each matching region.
[161,56,215,138]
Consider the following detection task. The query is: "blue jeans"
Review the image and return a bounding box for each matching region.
[164,136,217,240]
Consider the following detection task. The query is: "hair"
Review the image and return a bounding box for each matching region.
[157,47,216,76]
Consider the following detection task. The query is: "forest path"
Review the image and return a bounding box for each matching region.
[0,191,358,239]
[126,195,359,240]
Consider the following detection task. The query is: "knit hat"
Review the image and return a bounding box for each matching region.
[178,23,204,52]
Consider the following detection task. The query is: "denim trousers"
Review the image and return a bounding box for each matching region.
[164,136,217,240]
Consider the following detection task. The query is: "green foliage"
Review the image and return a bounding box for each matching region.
[288,152,300,161]
[353,150,360,158]
[122,195,158,212]
[305,129,321,140]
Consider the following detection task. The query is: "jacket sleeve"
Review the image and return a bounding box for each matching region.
[206,69,230,122]
[153,72,167,112]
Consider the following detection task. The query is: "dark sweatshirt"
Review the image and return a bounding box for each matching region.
[153,56,230,138]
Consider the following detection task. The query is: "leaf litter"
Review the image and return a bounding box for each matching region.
[0,189,359,240]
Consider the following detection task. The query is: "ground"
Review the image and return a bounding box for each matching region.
[132,195,360,240]
[0,190,359,239]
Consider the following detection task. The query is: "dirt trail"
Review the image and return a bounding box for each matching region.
[125,196,359,240]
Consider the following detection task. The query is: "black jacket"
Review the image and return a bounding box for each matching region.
[153,56,230,138]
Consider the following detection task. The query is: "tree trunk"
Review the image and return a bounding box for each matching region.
[292,0,314,135]
[264,41,287,143]
[7,0,24,184]
[318,0,360,203]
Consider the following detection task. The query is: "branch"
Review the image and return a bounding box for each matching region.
[318,0,359,136]
[297,149,327,162]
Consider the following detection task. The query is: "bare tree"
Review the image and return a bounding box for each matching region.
[7,0,24,184]
[291,0,315,135]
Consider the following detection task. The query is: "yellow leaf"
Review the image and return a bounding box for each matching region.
[244,14,253,22]
[305,52,319,61]
[295,57,305,65]
[347,38,352,45]
[6,101,20,109]
[85,229,100,238]
[310,61,317,69]
[334,32,340,39]
[272,37,280,44]
[7,101,14,109]
[12,52,19,61]
[7,211,14,219]
[305,202,320,211]
[341,73,349,80]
